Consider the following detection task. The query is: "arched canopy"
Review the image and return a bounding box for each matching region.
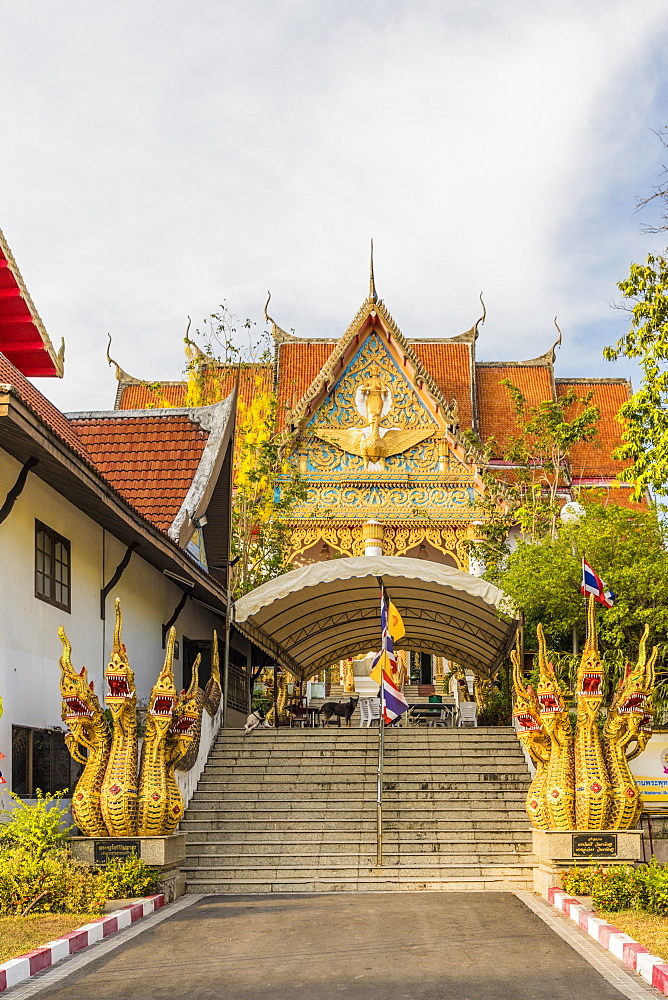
[233,556,518,682]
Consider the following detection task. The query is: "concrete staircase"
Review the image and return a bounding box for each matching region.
[181,727,535,893]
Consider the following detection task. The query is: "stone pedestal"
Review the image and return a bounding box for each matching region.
[532,829,642,896]
[69,833,187,902]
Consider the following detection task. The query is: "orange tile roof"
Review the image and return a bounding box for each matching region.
[275,342,336,429]
[116,364,273,416]
[69,415,208,532]
[411,342,473,429]
[556,380,630,479]
[476,364,555,451]
[0,352,88,459]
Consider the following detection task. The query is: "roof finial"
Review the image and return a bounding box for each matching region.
[105,333,140,384]
[553,315,563,354]
[369,238,377,302]
[474,292,486,339]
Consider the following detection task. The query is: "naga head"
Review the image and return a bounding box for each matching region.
[105,599,136,721]
[59,627,106,736]
[576,596,604,721]
[535,624,567,735]
[607,625,657,749]
[168,653,201,761]
[145,627,178,737]
[511,642,542,737]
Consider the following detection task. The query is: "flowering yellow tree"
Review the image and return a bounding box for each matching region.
[150,308,305,597]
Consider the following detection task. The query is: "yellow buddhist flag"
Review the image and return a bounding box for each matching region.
[370,650,392,686]
[387,602,405,642]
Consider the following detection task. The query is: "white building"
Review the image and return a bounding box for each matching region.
[0,228,249,799]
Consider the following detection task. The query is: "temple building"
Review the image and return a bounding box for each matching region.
[109,266,634,689]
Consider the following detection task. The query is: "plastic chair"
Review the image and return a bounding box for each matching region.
[457,701,478,728]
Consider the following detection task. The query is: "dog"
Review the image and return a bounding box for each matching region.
[321,697,359,727]
[244,709,269,736]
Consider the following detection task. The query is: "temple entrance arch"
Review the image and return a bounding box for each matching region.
[233,555,518,684]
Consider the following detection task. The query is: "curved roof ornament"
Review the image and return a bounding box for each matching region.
[474,292,486,340]
[106,334,141,384]
[264,291,296,342]
[369,238,377,303]
[521,318,564,366]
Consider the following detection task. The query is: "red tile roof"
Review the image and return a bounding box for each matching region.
[0,352,88,459]
[116,365,273,420]
[556,380,630,479]
[412,342,473,429]
[69,415,209,532]
[476,364,554,452]
[275,342,336,429]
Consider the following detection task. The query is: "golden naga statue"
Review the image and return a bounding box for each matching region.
[100,600,139,837]
[513,596,657,831]
[314,367,433,469]
[137,628,179,836]
[59,628,111,837]
[61,599,206,838]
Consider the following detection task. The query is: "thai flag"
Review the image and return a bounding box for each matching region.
[381,671,409,724]
[581,559,616,608]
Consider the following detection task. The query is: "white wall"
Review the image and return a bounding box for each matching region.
[0,447,227,794]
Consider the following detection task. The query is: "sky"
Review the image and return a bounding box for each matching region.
[1,1,667,412]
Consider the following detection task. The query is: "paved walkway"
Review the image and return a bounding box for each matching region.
[15,892,660,1000]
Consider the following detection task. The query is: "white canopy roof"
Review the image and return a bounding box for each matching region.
[234,556,517,682]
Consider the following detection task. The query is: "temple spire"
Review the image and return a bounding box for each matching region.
[369,239,377,302]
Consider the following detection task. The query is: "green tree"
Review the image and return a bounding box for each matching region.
[493,501,668,660]
[603,253,668,499]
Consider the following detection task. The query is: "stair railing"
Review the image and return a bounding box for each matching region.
[376,706,384,865]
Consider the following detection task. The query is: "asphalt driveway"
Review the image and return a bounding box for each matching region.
[27,892,643,1000]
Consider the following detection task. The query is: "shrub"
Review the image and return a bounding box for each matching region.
[561,866,604,896]
[0,847,103,916]
[98,856,157,901]
[590,865,640,911]
[0,790,73,858]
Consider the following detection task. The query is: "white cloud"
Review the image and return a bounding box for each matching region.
[0,0,665,410]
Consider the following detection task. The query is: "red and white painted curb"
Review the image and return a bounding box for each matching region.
[0,894,164,993]
[547,886,668,993]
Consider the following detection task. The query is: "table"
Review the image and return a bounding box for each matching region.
[405,701,456,727]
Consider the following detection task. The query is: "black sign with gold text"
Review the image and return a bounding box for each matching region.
[93,839,140,865]
[572,834,618,858]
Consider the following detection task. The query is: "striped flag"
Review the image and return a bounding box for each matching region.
[581,559,616,608]
[370,588,409,724]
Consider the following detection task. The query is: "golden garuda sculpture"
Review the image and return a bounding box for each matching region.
[313,367,433,469]
[512,596,656,831]
[60,599,208,838]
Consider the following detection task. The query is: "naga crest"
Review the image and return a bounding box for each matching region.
[146,627,178,735]
[59,627,106,732]
[511,644,542,736]
[168,654,201,765]
[203,631,222,717]
[576,596,604,718]
[535,625,567,729]
[606,625,658,753]
[105,599,136,718]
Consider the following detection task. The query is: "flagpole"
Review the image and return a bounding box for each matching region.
[377,583,385,868]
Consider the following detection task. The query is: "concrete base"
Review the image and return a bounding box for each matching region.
[70,833,187,900]
[532,829,642,895]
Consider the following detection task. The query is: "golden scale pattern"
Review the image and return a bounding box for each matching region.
[60,599,222,838]
[513,596,656,831]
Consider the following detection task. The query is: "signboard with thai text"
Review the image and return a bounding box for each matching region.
[572,834,618,858]
[629,738,668,805]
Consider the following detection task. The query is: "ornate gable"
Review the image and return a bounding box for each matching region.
[285,293,486,566]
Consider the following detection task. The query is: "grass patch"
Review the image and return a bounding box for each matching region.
[0,914,98,965]
[599,910,668,962]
